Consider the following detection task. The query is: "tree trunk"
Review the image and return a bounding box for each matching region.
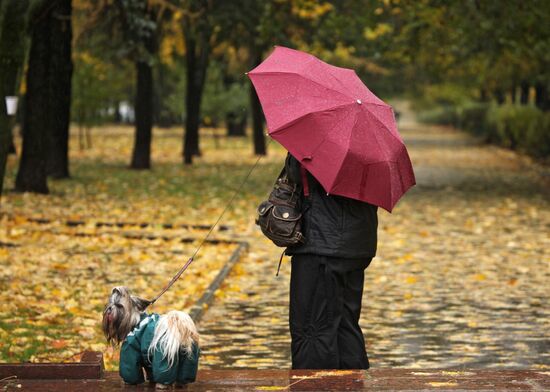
[130,60,153,169]
[183,27,210,165]
[249,48,266,156]
[250,84,266,155]
[249,49,267,156]
[46,0,73,179]
[183,67,200,164]
[226,112,247,137]
[0,0,29,200]
[520,80,530,105]
[494,89,505,105]
[535,82,549,112]
[8,136,16,154]
[15,5,50,194]
[479,88,488,102]
[114,101,122,123]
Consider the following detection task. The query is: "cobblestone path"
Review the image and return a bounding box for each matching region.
[198,112,550,370]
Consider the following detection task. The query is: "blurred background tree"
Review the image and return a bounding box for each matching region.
[0,0,32,200]
[14,0,73,193]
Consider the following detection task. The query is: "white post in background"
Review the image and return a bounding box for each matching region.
[5,96,18,116]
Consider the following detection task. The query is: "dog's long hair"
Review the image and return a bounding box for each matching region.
[102,287,199,369]
[149,311,199,368]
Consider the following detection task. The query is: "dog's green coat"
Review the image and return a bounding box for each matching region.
[119,313,200,385]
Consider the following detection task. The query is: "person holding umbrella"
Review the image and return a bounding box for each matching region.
[248,47,415,369]
[282,152,378,369]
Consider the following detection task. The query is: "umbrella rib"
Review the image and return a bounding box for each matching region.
[322,67,388,108]
[251,71,354,103]
[364,106,405,146]
[270,101,356,134]
[248,71,299,76]
[312,58,389,107]
[364,110,389,163]
[325,66,354,98]
[367,110,395,206]
[361,101,391,108]
[389,146,411,208]
[395,155,406,204]
[296,74,354,102]
[252,71,389,109]
[328,107,361,191]
[299,55,319,74]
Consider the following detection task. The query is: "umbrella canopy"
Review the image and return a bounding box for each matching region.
[247,46,415,212]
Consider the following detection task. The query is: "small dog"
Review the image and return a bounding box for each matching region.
[102,286,200,388]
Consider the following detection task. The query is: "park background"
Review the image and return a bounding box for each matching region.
[0,0,549,371]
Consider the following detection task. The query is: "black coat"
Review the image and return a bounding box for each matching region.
[284,154,378,262]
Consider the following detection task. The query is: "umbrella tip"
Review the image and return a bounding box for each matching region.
[356,99,362,105]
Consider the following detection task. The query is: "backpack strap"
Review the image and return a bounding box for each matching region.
[300,164,310,197]
[276,166,286,183]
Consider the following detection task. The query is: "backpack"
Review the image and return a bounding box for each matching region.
[256,168,305,248]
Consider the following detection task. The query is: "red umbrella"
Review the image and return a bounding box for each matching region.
[247,46,415,212]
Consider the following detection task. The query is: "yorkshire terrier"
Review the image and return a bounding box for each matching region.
[102,287,200,388]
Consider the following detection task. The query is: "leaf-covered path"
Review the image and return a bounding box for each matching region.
[199,116,550,369]
[1,117,548,370]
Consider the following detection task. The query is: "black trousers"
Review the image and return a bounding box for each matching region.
[289,254,371,369]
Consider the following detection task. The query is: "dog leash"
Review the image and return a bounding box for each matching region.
[145,142,272,308]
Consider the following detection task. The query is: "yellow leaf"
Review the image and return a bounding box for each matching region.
[473,273,486,281]
[441,371,474,376]
[312,370,355,377]
[52,263,69,271]
[427,381,459,387]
